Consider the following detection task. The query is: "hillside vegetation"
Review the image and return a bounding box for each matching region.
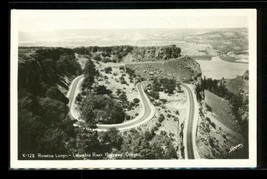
[74,45,181,63]
[18,48,82,158]
[17,45,199,160]
[195,71,249,159]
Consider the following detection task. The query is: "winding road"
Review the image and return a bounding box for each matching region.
[182,84,200,159]
[68,75,155,131]
[68,75,199,158]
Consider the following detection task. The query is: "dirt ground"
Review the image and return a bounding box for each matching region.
[135,86,188,158]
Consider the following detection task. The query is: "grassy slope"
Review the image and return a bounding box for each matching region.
[125,56,201,82]
[196,90,244,159]
[204,90,240,131]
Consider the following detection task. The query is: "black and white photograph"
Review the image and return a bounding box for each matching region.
[10,9,257,169]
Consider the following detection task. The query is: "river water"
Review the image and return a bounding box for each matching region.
[196,56,248,79]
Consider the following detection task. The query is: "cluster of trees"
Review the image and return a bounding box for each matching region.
[104,128,177,159]
[80,94,126,126]
[125,67,136,83]
[19,48,82,95]
[18,48,82,158]
[151,78,177,95]
[131,45,181,61]
[119,74,128,85]
[74,45,182,63]
[74,46,133,63]
[82,59,98,91]
[127,98,140,111]
[80,127,178,160]
[94,85,112,95]
[80,60,128,125]
[199,77,248,124]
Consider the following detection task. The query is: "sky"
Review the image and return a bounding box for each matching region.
[14,9,250,33]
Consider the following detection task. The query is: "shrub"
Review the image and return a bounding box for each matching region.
[158,114,165,123]
[148,90,159,99]
[144,131,154,141]
[104,67,112,74]
[116,89,121,96]
[174,117,179,121]
[127,102,134,111]
[103,57,112,63]
[119,66,124,71]
[206,103,212,112]
[104,76,108,80]
[76,93,82,102]
[210,122,216,129]
[160,99,168,104]
[94,55,102,61]
[81,91,86,96]
[126,115,131,120]
[152,126,159,132]
[133,98,140,104]
[156,122,161,127]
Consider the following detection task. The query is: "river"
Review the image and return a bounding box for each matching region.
[196,56,248,79]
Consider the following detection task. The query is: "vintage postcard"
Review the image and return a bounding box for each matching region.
[10,9,257,169]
